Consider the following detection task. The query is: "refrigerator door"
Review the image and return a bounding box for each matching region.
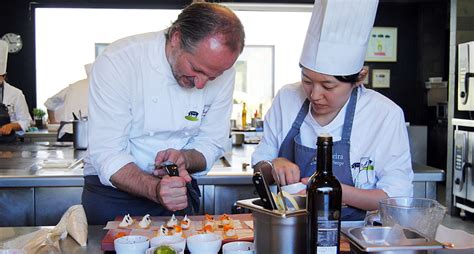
[458,42,474,111]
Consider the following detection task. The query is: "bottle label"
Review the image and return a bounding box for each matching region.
[316,246,338,254]
[316,220,339,253]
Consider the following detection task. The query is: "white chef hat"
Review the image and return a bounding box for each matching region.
[300,0,379,76]
[0,40,8,75]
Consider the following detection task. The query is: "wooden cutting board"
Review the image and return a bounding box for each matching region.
[101,213,351,252]
[101,214,253,251]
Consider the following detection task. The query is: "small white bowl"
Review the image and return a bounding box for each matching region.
[222,241,255,254]
[281,182,307,194]
[150,235,186,252]
[146,246,183,254]
[187,233,222,254]
[114,235,150,254]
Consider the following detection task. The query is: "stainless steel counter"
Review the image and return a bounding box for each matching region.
[0,142,446,226]
[0,142,85,187]
[0,142,444,186]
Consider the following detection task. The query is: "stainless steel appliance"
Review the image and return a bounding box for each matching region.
[458,42,474,111]
[453,130,474,215]
[236,198,307,254]
[57,117,88,150]
[341,226,443,254]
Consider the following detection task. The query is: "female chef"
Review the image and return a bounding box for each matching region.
[0,40,32,142]
[251,0,413,220]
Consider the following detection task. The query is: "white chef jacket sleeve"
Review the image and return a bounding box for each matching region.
[44,86,68,111]
[6,85,32,132]
[374,108,414,197]
[87,56,136,187]
[184,69,235,175]
[251,90,284,166]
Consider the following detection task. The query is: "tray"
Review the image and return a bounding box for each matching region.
[101,213,254,251]
[341,226,444,253]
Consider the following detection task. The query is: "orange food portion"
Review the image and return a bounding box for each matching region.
[219,214,231,221]
[203,224,214,232]
[173,225,183,233]
[114,232,127,239]
[223,224,234,232]
[205,214,214,221]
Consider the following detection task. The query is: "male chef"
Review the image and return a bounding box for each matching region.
[82,2,245,224]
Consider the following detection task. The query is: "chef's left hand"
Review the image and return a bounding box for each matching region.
[292,177,310,194]
[154,148,192,183]
[301,177,310,185]
[0,124,14,136]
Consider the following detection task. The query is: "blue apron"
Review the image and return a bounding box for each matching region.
[278,88,365,221]
[82,175,200,225]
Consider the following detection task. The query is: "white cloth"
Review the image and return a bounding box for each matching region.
[300,0,379,75]
[251,83,414,198]
[44,78,89,122]
[0,40,7,75]
[1,81,32,132]
[83,30,235,187]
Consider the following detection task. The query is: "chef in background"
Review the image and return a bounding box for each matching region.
[44,63,91,124]
[83,2,245,224]
[0,40,32,142]
[252,0,413,220]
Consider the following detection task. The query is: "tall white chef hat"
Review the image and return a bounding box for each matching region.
[0,40,8,75]
[300,0,379,76]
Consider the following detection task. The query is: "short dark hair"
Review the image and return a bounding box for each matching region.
[334,73,360,84]
[299,63,362,84]
[165,2,245,54]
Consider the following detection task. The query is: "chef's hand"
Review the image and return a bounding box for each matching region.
[301,177,310,185]
[271,157,301,185]
[156,175,188,211]
[154,148,192,183]
[0,123,14,136]
[294,177,311,194]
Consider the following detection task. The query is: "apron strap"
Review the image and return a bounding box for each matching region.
[277,99,310,161]
[341,88,358,142]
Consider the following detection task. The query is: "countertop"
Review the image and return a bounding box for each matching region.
[0,214,471,254]
[0,142,444,187]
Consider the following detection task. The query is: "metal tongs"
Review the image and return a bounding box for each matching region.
[253,160,287,212]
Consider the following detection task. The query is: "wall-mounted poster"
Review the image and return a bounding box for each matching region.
[372,69,391,88]
[365,27,397,62]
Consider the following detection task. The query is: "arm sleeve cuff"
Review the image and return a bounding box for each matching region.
[96,153,136,187]
[185,142,224,176]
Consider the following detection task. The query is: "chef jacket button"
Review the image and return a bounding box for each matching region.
[152,98,158,103]
[149,131,155,136]
[184,132,189,136]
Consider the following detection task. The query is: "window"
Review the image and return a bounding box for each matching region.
[34,5,312,119]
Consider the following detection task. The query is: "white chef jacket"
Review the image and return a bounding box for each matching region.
[1,81,32,132]
[83,30,235,187]
[252,83,414,198]
[44,78,89,122]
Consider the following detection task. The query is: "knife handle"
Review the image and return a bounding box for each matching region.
[252,172,277,210]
